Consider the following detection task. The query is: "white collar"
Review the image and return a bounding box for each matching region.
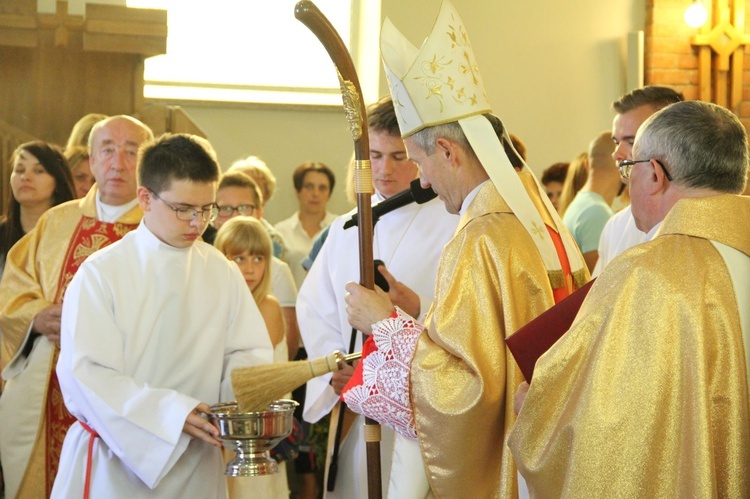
[96,193,139,223]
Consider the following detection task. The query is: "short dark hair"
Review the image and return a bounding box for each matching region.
[367,96,400,136]
[612,86,684,114]
[1,141,75,256]
[137,134,220,193]
[292,161,336,193]
[509,134,527,161]
[542,162,569,185]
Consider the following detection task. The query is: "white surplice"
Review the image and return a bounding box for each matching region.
[51,221,274,498]
[270,257,298,308]
[297,195,457,498]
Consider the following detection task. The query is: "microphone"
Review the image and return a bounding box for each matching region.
[343,178,437,229]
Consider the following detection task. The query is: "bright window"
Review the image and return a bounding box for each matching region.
[126,0,356,105]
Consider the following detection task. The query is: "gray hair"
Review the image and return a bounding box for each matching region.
[634,101,748,194]
[410,121,472,156]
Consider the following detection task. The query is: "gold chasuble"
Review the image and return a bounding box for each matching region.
[411,182,582,498]
[509,194,750,497]
[0,186,141,498]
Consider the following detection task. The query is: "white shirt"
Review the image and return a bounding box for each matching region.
[592,205,647,277]
[271,257,297,308]
[95,194,139,223]
[275,210,338,289]
[53,222,273,497]
[297,195,457,499]
[298,196,457,422]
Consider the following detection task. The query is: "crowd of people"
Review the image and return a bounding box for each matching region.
[0,1,748,498]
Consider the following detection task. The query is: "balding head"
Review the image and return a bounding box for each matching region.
[588,131,618,172]
[88,115,153,205]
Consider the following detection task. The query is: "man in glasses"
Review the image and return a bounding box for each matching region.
[0,115,153,497]
[52,133,273,497]
[510,100,750,495]
[593,85,684,276]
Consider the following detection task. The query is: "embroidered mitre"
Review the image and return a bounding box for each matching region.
[380,0,586,287]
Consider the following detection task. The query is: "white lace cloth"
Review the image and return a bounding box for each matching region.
[342,307,423,439]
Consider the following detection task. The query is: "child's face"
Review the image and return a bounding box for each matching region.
[230,250,266,292]
[138,179,217,248]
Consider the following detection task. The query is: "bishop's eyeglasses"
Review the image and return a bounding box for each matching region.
[150,190,219,223]
[216,204,257,218]
[618,159,672,181]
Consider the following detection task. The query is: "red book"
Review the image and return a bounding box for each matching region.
[506,278,595,382]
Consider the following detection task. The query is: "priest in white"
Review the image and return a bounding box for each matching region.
[297,96,458,498]
[52,134,273,497]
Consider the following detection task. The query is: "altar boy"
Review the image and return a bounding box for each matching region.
[52,134,273,497]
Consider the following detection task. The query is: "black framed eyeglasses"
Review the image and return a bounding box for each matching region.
[149,190,218,223]
[216,204,257,218]
[618,159,672,181]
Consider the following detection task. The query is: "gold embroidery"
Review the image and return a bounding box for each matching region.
[113,222,131,238]
[81,217,96,230]
[73,234,110,265]
[337,68,363,142]
[411,14,483,113]
[531,222,546,239]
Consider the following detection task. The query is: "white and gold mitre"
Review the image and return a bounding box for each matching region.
[380,0,491,137]
[380,0,586,289]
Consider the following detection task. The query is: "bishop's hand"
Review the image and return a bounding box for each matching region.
[344,281,394,335]
[378,264,420,319]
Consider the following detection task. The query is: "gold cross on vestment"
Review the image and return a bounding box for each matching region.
[37,1,84,47]
[691,0,750,108]
[531,222,546,239]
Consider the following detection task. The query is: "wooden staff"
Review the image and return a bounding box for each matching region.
[294,2,380,498]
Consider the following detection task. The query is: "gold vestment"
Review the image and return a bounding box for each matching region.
[412,182,578,498]
[508,194,750,497]
[0,186,142,498]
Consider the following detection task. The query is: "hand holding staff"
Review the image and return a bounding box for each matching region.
[293,2,381,497]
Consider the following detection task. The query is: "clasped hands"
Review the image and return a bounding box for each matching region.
[33,303,63,342]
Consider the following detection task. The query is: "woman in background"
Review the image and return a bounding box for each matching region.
[0,141,75,279]
[275,161,337,289]
[541,162,569,213]
[64,112,107,151]
[64,146,95,198]
[558,151,589,217]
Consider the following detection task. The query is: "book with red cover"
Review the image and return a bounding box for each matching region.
[506,278,596,382]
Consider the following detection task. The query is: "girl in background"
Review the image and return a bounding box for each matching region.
[214,215,288,499]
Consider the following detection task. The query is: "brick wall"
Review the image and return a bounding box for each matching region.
[645,0,750,129]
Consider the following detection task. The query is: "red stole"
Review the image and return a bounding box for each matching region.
[45,216,138,495]
[545,224,574,304]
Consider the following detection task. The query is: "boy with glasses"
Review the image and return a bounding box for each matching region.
[52,134,273,497]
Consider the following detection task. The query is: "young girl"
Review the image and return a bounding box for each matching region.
[214,215,289,498]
